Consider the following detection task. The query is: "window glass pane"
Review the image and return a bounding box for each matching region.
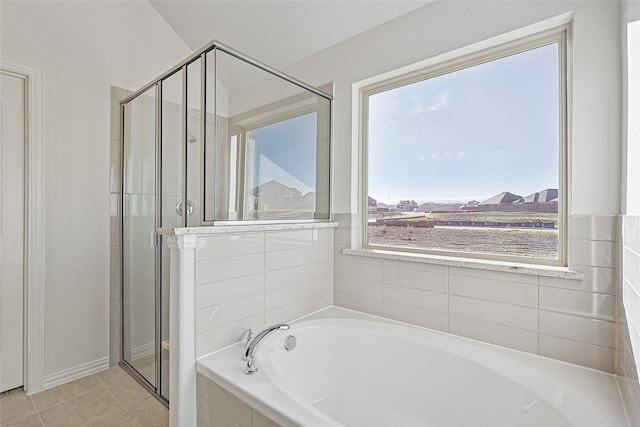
[246,112,318,219]
[367,42,560,260]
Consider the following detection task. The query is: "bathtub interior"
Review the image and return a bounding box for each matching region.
[196,307,629,427]
[259,321,571,427]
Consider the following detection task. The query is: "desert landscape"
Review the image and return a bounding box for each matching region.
[368,211,558,259]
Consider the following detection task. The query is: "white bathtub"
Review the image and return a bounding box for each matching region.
[196,307,628,427]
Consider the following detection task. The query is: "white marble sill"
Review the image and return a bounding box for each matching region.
[158,221,338,236]
[343,248,583,280]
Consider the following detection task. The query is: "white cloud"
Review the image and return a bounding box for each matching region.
[429,90,451,111]
[411,90,451,114]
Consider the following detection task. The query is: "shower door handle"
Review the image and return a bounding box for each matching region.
[149,231,158,247]
[176,199,194,216]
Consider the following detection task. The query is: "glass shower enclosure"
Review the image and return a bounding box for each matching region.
[120,42,331,405]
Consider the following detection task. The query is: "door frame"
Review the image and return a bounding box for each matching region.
[0,58,45,394]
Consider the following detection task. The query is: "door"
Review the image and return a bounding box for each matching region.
[122,86,158,388]
[0,71,25,392]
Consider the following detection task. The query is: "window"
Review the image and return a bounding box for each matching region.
[361,28,568,265]
[239,111,321,220]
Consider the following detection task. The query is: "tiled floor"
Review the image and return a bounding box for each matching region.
[0,366,168,427]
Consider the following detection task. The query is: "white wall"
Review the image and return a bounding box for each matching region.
[0,1,190,387]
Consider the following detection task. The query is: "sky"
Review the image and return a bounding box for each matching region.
[249,112,317,193]
[368,42,560,205]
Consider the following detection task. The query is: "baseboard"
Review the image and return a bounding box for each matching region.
[130,342,155,360]
[42,357,109,390]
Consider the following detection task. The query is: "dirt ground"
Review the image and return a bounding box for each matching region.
[368,226,558,259]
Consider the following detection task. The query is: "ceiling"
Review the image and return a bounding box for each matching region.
[149,0,431,70]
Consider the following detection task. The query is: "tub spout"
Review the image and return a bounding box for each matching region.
[243,323,290,375]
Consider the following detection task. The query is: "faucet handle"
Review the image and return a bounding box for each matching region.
[241,329,253,360]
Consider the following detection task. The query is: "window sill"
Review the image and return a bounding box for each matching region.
[342,248,583,280]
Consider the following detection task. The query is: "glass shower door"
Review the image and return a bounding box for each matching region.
[122,86,158,388]
[159,69,184,400]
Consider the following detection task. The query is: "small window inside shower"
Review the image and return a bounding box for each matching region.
[205,49,331,222]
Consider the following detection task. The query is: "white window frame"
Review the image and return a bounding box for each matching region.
[357,23,571,267]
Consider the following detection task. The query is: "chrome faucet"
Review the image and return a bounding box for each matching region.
[243,323,290,375]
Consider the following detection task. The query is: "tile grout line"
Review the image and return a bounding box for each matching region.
[28,394,45,426]
[94,371,144,427]
[30,376,106,418]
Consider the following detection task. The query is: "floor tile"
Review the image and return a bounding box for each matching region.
[0,391,37,424]
[31,376,103,411]
[39,389,121,427]
[2,366,166,427]
[94,366,130,387]
[38,402,85,427]
[2,413,43,427]
[78,407,139,427]
[106,376,151,407]
[125,396,169,427]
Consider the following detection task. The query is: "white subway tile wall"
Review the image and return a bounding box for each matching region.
[449,315,538,354]
[617,215,640,424]
[333,213,620,373]
[384,301,448,332]
[194,228,334,357]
